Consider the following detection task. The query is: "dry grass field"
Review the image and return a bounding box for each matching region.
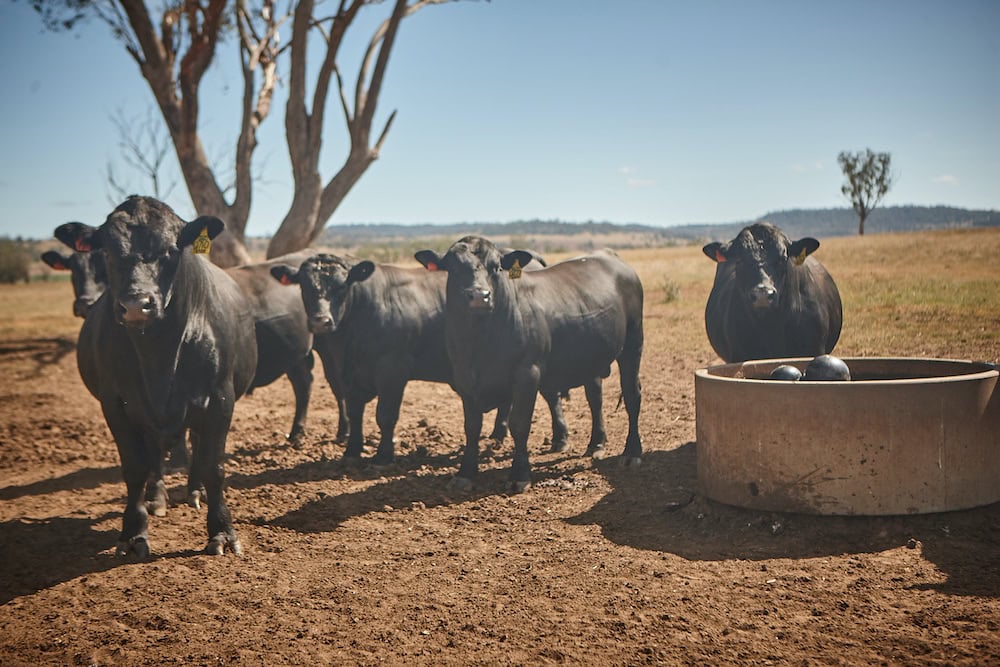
[1,227,998,665]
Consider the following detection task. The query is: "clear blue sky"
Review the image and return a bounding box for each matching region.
[1,0,998,240]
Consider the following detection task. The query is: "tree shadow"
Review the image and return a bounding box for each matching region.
[0,465,120,501]
[0,336,77,376]
[568,442,1000,598]
[0,513,121,604]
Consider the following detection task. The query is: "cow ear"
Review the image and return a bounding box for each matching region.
[703,242,727,263]
[178,216,226,249]
[500,250,534,271]
[415,250,445,272]
[41,251,70,271]
[788,238,820,265]
[54,222,101,252]
[270,265,300,286]
[347,260,375,284]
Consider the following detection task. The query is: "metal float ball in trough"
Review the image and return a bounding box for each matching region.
[803,354,851,381]
[768,364,803,381]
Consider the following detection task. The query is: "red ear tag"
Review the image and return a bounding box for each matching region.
[280,274,293,286]
[75,239,91,252]
[427,262,438,272]
[714,249,727,263]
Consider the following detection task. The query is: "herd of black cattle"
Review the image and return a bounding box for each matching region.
[39,195,842,559]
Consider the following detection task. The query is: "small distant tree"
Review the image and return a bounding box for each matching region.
[0,239,31,284]
[838,149,893,235]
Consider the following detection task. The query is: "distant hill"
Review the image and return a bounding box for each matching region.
[665,205,1000,242]
[313,205,1000,257]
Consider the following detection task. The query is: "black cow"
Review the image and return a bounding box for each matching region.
[56,196,257,558]
[46,236,344,445]
[271,254,529,465]
[702,222,843,363]
[415,236,644,492]
[40,249,107,317]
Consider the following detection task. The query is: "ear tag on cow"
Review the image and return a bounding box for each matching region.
[192,227,212,255]
[714,249,727,263]
[793,247,807,266]
[508,259,522,280]
[75,239,91,253]
[426,262,438,272]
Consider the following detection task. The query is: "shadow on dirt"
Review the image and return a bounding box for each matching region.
[0,465,120,501]
[568,443,1000,598]
[262,454,588,534]
[0,514,120,604]
[0,337,77,377]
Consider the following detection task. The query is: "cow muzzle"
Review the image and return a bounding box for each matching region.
[73,298,95,318]
[750,285,777,310]
[308,314,336,334]
[117,293,158,326]
[462,287,493,311]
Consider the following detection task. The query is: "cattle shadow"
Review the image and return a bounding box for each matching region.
[263,454,589,534]
[0,465,120,501]
[569,442,1000,598]
[0,513,121,604]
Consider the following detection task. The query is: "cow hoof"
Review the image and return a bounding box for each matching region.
[287,429,305,446]
[589,447,611,460]
[188,490,203,510]
[206,534,242,556]
[550,439,569,453]
[508,479,532,494]
[116,536,151,560]
[341,453,364,468]
[146,500,168,518]
[621,455,642,468]
[449,476,474,493]
[371,456,396,469]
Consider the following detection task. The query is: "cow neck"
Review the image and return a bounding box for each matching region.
[123,254,206,422]
[447,275,521,364]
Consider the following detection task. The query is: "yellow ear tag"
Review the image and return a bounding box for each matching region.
[192,227,211,255]
[793,247,807,266]
[508,259,522,280]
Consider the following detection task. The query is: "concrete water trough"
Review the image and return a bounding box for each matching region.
[695,357,1000,515]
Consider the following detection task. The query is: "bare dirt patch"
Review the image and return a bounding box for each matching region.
[2,230,999,665]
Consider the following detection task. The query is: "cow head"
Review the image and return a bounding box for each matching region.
[41,246,108,318]
[415,236,532,316]
[54,196,224,328]
[270,254,374,334]
[702,222,819,312]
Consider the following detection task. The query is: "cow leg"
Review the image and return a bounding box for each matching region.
[452,398,484,491]
[192,398,241,556]
[144,453,168,518]
[315,340,349,442]
[541,389,569,453]
[508,366,541,493]
[343,396,367,461]
[488,403,510,443]
[103,405,152,559]
[617,334,643,466]
[583,377,608,457]
[372,382,406,466]
[285,354,314,442]
[186,432,205,510]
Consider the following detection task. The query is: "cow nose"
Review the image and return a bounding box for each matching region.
[118,293,157,324]
[309,315,335,333]
[751,285,777,309]
[73,298,93,318]
[463,288,492,310]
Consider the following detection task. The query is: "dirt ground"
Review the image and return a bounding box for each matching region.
[2,237,1000,665]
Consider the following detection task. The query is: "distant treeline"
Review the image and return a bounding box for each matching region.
[316,205,1000,247]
